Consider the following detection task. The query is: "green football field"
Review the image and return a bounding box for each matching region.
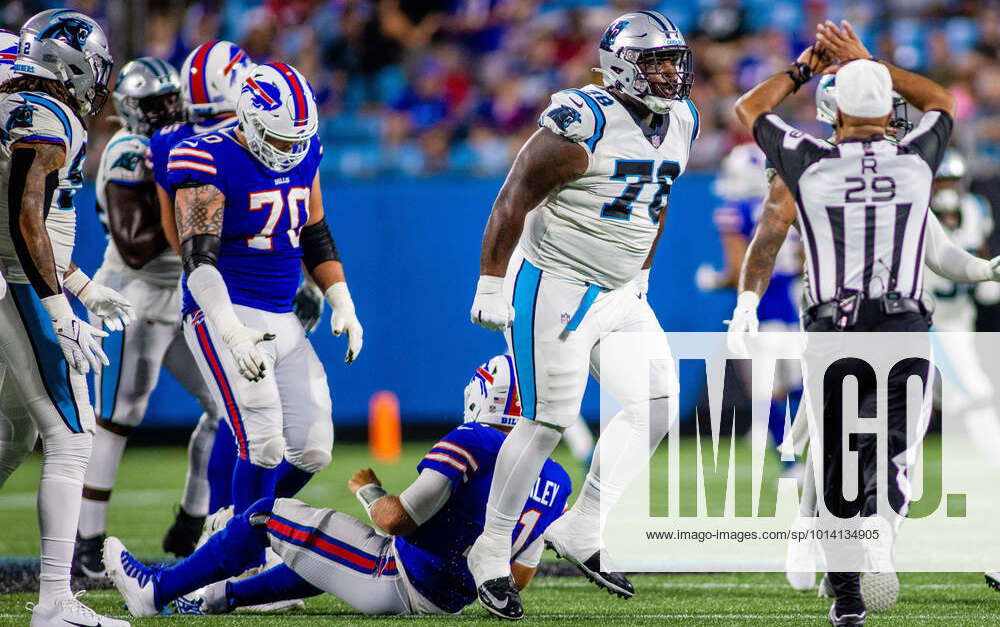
[2,439,999,625]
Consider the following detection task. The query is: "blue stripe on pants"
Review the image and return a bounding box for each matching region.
[511,260,542,420]
[98,325,125,420]
[8,284,82,433]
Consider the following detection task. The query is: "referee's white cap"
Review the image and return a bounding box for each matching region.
[834,60,892,119]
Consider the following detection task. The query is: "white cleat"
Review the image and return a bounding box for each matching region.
[28,591,130,627]
[467,533,514,588]
[544,510,634,599]
[785,517,818,591]
[233,548,305,613]
[176,582,229,615]
[102,536,159,617]
[196,505,234,549]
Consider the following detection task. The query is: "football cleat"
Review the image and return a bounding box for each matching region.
[547,543,635,599]
[196,506,234,549]
[72,532,107,579]
[103,536,160,617]
[162,505,205,557]
[986,571,1000,592]
[476,576,524,621]
[28,591,130,627]
[828,603,866,626]
[176,582,230,615]
[235,548,306,613]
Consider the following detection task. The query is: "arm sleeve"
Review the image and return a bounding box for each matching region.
[166,137,220,191]
[752,113,831,197]
[417,428,484,489]
[923,210,992,282]
[538,89,603,153]
[514,536,545,568]
[899,110,954,174]
[102,135,152,185]
[398,468,454,526]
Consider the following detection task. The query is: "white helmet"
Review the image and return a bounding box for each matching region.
[463,355,522,428]
[595,10,693,114]
[713,143,767,201]
[815,73,913,137]
[14,9,113,115]
[237,62,318,173]
[0,29,17,84]
[180,40,251,119]
[935,149,967,180]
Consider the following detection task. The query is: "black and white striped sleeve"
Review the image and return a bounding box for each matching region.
[898,110,953,174]
[752,113,833,198]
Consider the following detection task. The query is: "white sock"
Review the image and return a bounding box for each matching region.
[562,415,595,463]
[78,426,127,538]
[569,397,672,546]
[181,413,216,516]
[38,431,91,604]
[482,419,563,548]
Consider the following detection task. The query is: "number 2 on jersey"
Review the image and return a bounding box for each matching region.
[247,187,310,249]
[601,159,680,224]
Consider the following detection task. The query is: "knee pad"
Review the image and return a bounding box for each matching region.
[284,446,330,474]
[39,431,92,482]
[248,434,285,469]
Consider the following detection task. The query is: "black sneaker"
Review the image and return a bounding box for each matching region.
[547,543,635,599]
[828,603,867,626]
[476,576,523,620]
[162,506,206,557]
[72,532,107,579]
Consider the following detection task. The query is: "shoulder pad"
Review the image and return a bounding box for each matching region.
[1,92,75,147]
[103,133,150,183]
[539,89,607,151]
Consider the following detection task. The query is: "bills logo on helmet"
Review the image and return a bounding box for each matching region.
[600,19,629,51]
[242,77,282,112]
[37,13,93,51]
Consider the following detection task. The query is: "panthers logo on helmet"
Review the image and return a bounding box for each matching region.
[37,15,93,52]
[547,105,581,132]
[112,151,143,172]
[600,19,629,52]
[241,77,282,112]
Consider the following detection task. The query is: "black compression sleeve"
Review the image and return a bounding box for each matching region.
[7,147,59,298]
[300,219,340,273]
[181,233,221,274]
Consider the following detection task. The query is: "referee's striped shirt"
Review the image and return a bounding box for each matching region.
[753,110,953,305]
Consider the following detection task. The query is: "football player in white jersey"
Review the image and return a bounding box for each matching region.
[0,10,133,627]
[72,57,231,577]
[466,10,696,619]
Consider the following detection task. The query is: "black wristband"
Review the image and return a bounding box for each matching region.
[785,62,814,93]
[181,233,221,274]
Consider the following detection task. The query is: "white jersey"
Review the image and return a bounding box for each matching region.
[522,84,698,288]
[96,127,181,286]
[0,91,86,284]
[925,193,993,330]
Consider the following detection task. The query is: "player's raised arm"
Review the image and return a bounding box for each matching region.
[349,467,452,537]
[471,127,588,331]
[734,45,833,130]
[176,180,274,382]
[301,171,363,363]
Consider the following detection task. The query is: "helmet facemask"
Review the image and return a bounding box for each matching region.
[625,46,693,113]
[133,91,182,135]
[886,96,912,140]
[239,108,311,173]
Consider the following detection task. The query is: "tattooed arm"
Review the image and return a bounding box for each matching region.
[9,141,65,298]
[738,176,797,297]
[175,183,224,244]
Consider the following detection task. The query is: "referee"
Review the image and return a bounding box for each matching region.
[728,21,956,627]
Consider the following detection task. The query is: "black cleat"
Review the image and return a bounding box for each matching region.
[72,532,107,579]
[828,603,866,626]
[547,542,635,599]
[476,576,524,620]
[162,506,205,557]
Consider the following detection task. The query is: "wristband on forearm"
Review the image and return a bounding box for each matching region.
[355,483,388,517]
[785,62,814,93]
[62,268,92,297]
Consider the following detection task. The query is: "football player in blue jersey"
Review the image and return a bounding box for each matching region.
[164,62,363,522]
[103,354,571,617]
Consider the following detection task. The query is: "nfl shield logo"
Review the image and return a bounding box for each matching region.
[651,135,661,148]
[560,312,571,325]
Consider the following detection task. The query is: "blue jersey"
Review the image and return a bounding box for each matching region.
[149,115,237,195]
[714,198,801,323]
[394,423,571,613]
[167,128,323,314]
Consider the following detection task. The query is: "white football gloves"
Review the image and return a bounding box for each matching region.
[725,291,760,357]
[293,280,324,334]
[42,293,109,375]
[220,323,275,382]
[325,282,363,364]
[470,275,513,331]
[63,268,135,331]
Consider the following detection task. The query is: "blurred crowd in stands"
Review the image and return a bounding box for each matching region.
[6,0,1000,179]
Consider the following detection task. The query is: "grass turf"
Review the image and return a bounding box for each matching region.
[2,440,998,625]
